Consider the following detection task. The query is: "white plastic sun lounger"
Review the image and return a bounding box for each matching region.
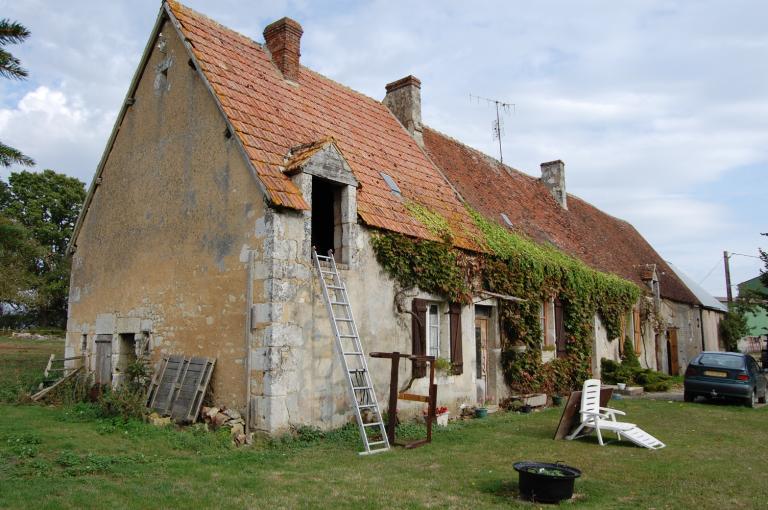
[566,379,665,450]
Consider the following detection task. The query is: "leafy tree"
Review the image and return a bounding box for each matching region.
[0,170,85,326]
[0,18,34,167]
[0,215,42,310]
[720,309,749,352]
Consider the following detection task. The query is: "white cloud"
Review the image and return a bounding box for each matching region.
[0,86,114,183]
[1,0,766,297]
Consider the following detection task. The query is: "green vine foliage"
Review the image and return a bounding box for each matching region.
[371,204,641,395]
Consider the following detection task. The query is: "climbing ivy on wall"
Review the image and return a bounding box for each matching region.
[370,206,641,395]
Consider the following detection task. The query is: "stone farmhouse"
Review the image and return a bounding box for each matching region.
[65,1,723,434]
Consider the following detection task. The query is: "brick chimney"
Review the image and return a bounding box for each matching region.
[383,75,423,146]
[263,17,303,83]
[540,160,567,210]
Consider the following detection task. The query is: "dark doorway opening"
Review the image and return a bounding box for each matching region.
[311,176,341,259]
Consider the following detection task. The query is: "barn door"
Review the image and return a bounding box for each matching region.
[667,329,679,376]
[95,335,113,385]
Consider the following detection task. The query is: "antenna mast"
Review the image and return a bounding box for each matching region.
[470,93,515,164]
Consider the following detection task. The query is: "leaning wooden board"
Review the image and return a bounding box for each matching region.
[146,354,215,423]
[553,388,614,440]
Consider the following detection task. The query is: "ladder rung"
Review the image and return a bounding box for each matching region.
[349,368,366,373]
[335,318,354,322]
[352,386,372,391]
[343,352,363,356]
[339,334,357,338]
[330,301,348,306]
[367,441,387,446]
[327,285,344,290]
[358,404,377,409]
[363,422,384,427]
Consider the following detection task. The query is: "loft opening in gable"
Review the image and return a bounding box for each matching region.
[311,176,343,261]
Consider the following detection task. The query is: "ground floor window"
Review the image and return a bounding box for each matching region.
[427,303,440,357]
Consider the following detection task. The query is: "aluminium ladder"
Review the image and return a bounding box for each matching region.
[312,248,390,455]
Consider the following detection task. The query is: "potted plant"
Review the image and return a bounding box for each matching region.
[541,344,556,363]
[435,406,449,427]
[433,357,452,373]
[423,406,450,426]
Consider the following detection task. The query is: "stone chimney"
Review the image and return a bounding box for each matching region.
[383,75,423,146]
[540,160,567,210]
[263,17,303,83]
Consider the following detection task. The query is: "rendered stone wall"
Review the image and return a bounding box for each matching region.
[66,20,265,411]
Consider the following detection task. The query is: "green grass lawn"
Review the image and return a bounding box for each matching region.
[0,334,64,402]
[1,336,766,509]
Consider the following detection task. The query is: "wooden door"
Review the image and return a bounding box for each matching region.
[475,318,488,402]
[668,329,679,376]
[95,335,113,385]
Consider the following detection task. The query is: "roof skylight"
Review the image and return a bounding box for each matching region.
[380,172,401,196]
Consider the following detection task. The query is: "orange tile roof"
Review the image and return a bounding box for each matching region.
[166,1,481,250]
[422,126,700,305]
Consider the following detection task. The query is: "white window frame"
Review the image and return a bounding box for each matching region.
[427,303,440,357]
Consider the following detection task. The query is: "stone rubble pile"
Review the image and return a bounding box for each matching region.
[201,406,253,446]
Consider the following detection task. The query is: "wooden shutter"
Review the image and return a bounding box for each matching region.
[449,303,463,375]
[411,299,427,378]
[554,299,566,358]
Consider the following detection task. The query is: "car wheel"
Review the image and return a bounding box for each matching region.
[683,391,695,403]
[746,390,757,408]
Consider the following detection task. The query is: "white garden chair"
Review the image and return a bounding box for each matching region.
[566,379,665,449]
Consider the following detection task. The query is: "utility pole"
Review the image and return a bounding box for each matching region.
[723,251,733,304]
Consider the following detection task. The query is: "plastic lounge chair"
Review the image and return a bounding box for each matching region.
[566,379,665,449]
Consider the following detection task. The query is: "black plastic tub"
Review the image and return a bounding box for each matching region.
[513,461,581,503]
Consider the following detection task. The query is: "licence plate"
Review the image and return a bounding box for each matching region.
[704,370,727,378]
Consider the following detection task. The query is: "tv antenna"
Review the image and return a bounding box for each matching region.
[470,94,515,164]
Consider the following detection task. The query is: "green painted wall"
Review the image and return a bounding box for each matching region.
[738,276,768,337]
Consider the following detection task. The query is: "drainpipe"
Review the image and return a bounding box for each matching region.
[244,250,254,431]
[699,307,706,351]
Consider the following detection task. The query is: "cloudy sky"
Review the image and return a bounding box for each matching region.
[1,0,766,295]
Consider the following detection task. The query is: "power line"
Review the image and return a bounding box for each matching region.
[697,258,722,285]
[729,252,761,260]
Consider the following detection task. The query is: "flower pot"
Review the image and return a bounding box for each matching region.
[474,407,488,419]
[436,412,449,427]
[513,461,581,503]
[617,383,626,391]
[510,344,527,353]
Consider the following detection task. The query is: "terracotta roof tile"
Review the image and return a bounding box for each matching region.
[165,2,481,249]
[422,126,699,305]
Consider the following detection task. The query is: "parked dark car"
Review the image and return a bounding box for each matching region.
[684,352,767,407]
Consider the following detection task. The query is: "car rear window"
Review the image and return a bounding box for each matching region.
[697,354,744,369]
